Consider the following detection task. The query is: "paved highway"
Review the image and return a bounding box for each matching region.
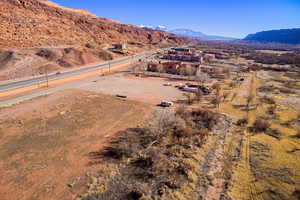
[0,50,154,92]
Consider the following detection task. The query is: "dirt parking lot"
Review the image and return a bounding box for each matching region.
[0,72,191,200]
[79,73,186,104]
[0,89,152,200]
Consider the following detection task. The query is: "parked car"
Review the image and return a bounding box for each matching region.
[163,82,172,86]
[158,101,173,107]
[175,83,185,89]
[116,94,127,98]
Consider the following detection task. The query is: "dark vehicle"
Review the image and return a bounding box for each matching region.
[158,101,173,107]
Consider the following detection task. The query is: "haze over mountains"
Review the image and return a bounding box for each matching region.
[169,29,237,41]
[140,25,237,41]
[141,25,300,45]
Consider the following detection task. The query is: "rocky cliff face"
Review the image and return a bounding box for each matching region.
[0,0,188,48]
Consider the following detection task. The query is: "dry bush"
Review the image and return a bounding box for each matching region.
[237,118,248,127]
[267,106,277,116]
[265,129,281,140]
[258,85,276,93]
[85,42,97,49]
[222,92,230,101]
[183,93,195,105]
[57,59,72,67]
[98,50,113,61]
[291,130,300,139]
[260,96,276,104]
[251,119,271,133]
[0,50,13,63]
[284,81,300,89]
[279,87,296,94]
[211,96,221,108]
[36,49,57,61]
[229,81,237,88]
[175,105,188,117]
[183,108,220,131]
[83,107,221,199]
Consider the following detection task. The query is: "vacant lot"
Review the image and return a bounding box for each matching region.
[79,73,185,104]
[0,89,152,200]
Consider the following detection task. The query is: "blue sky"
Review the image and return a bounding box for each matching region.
[52,0,300,38]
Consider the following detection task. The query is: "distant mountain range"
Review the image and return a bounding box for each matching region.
[168,29,237,41]
[139,25,300,45]
[139,25,237,41]
[244,28,300,44]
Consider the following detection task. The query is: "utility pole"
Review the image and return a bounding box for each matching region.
[131,55,134,65]
[45,67,49,87]
[31,66,38,88]
[108,61,111,73]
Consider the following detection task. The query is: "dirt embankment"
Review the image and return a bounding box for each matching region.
[0,46,116,81]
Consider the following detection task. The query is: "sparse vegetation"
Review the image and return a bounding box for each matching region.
[79,108,221,199]
[36,49,57,61]
[260,96,275,104]
[237,118,248,127]
[85,42,98,49]
[97,50,113,61]
[291,130,300,139]
[242,52,300,66]
[251,119,271,133]
[265,128,281,139]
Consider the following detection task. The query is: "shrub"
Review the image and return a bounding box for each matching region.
[36,49,56,61]
[211,96,221,108]
[265,129,281,140]
[98,50,113,61]
[0,50,12,59]
[251,119,271,133]
[183,93,195,105]
[189,109,220,130]
[260,96,275,104]
[291,130,300,139]
[279,87,295,94]
[267,106,277,116]
[237,118,248,126]
[85,42,97,49]
[258,85,276,93]
[132,156,154,168]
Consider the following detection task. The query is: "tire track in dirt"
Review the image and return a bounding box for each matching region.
[229,72,261,200]
[244,72,263,200]
[198,116,231,200]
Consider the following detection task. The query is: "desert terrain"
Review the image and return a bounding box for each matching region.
[0,89,153,200]
[1,42,300,200]
[1,1,300,200]
[0,0,190,82]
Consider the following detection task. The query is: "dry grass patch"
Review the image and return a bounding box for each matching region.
[78,108,222,200]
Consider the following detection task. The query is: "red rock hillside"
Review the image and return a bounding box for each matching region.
[0,0,189,48]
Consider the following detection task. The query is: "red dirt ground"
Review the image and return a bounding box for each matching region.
[0,89,152,200]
